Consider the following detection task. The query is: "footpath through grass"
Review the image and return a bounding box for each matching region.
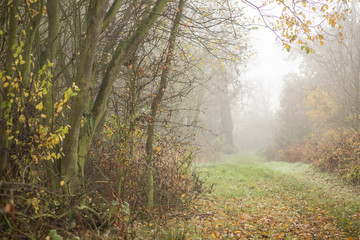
[156,153,360,239]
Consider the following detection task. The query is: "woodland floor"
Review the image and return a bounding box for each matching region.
[136,154,360,239]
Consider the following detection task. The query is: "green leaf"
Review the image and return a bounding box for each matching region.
[48,229,63,240]
[63,126,69,134]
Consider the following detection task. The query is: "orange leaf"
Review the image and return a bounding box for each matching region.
[4,203,11,213]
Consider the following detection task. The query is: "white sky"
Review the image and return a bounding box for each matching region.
[243,27,301,113]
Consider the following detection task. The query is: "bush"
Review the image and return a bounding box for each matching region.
[277,143,307,163]
[277,129,360,185]
[314,130,360,184]
[85,130,210,236]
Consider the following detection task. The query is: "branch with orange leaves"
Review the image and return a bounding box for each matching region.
[242,0,349,52]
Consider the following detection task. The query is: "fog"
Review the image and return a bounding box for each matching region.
[196,25,303,154]
[233,28,300,152]
[198,0,360,158]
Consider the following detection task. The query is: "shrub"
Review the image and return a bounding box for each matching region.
[277,143,307,163]
[85,129,210,236]
[277,129,360,185]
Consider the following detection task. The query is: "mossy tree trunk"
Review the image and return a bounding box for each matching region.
[44,0,61,190]
[61,0,110,192]
[0,2,18,177]
[21,0,45,89]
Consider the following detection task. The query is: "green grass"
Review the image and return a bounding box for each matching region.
[197,153,360,238]
[137,153,360,239]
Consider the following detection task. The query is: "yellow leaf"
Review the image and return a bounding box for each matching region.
[57,106,63,113]
[181,193,186,198]
[211,233,216,239]
[19,114,26,123]
[53,136,60,145]
[60,180,65,186]
[43,5,47,16]
[32,155,38,164]
[36,101,43,111]
[41,114,47,119]
[47,60,54,67]
[3,82,9,88]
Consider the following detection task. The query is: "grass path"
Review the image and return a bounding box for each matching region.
[164,154,360,239]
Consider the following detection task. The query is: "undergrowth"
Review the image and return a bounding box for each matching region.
[278,129,360,185]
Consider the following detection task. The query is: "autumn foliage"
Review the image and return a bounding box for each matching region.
[278,129,360,185]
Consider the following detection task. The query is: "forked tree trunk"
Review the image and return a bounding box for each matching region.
[61,0,109,192]
[76,0,170,189]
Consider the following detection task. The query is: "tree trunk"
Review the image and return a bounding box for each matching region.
[220,96,234,153]
[76,0,170,186]
[44,0,61,190]
[21,0,45,89]
[145,0,186,208]
[61,0,109,192]
[0,2,18,177]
